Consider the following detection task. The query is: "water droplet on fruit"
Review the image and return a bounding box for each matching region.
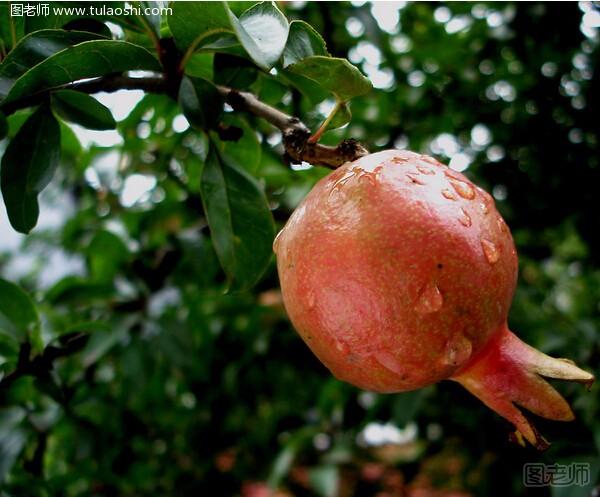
[417,165,435,175]
[391,156,409,165]
[441,188,457,200]
[415,282,443,313]
[442,334,473,367]
[449,179,476,200]
[481,239,500,264]
[336,341,349,354]
[407,173,425,185]
[331,168,357,190]
[420,155,443,167]
[497,217,509,233]
[358,170,378,186]
[273,229,284,252]
[479,201,489,215]
[374,350,406,377]
[458,208,472,227]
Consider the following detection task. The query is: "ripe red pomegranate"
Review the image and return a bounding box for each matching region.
[274,150,594,449]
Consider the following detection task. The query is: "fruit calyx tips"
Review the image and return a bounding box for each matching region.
[451,326,594,450]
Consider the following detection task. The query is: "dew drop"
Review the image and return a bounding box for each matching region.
[374,350,406,377]
[407,173,425,185]
[331,168,357,190]
[420,155,443,167]
[449,179,476,200]
[391,156,410,165]
[481,238,500,264]
[441,188,457,200]
[415,282,444,314]
[479,201,490,215]
[458,208,472,227]
[358,170,377,186]
[442,334,473,367]
[417,165,435,175]
[497,217,509,233]
[336,341,350,354]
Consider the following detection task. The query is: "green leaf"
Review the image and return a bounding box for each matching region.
[52,89,116,130]
[46,276,116,305]
[216,115,261,175]
[200,144,275,290]
[0,407,27,482]
[309,465,339,497]
[169,1,233,51]
[85,230,130,282]
[62,18,113,38]
[0,111,6,139]
[282,20,328,67]
[287,55,372,101]
[327,101,352,131]
[1,104,61,233]
[0,29,105,99]
[0,40,161,106]
[0,278,40,346]
[0,4,25,52]
[178,76,223,130]
[213,53,258,89]
[185,53,215,80]
[234,1,289,70]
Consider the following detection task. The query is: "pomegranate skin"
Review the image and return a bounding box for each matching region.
[275,150,516,392]
[275,150,594,448]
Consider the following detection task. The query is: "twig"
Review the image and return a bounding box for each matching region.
[1,74,369,169]
[217,86,368,168]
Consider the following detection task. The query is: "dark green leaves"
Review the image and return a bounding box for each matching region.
[0,105,60,233]
[0,278,40,347]
[287,56,372,101]
[282,20,328,67]
[178,76,223,130]
[0,29,104,99]
[0,40,161,106]
[51,90,116,130]
[200,144,274,290]
[169,2,232,51]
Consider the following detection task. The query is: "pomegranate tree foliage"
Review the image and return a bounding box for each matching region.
[0,2,598,496]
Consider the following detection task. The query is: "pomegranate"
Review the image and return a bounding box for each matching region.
[274,150,594,449]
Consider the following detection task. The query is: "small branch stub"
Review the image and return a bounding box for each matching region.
[218,86,369,169]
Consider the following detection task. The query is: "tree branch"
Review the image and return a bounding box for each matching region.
[0,74,369,169]
[217,85,369,169]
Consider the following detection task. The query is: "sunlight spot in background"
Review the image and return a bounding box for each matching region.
[358,421,417,447]
[172,114,190,133]
[93,89,144,121]
[430,133,460,156]
[449,152,471,172]
[71,90,145,147]
[407,70,425,87]
[349,41,382,65]
[434,6,451,23]
[370,2,406,34]
[345,17,365,38]
[446,15,473,34]
[390,34,412,54]
[120,174,157,207]
[471,124,492,149]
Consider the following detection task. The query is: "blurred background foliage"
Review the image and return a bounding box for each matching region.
[0,1,599,496]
